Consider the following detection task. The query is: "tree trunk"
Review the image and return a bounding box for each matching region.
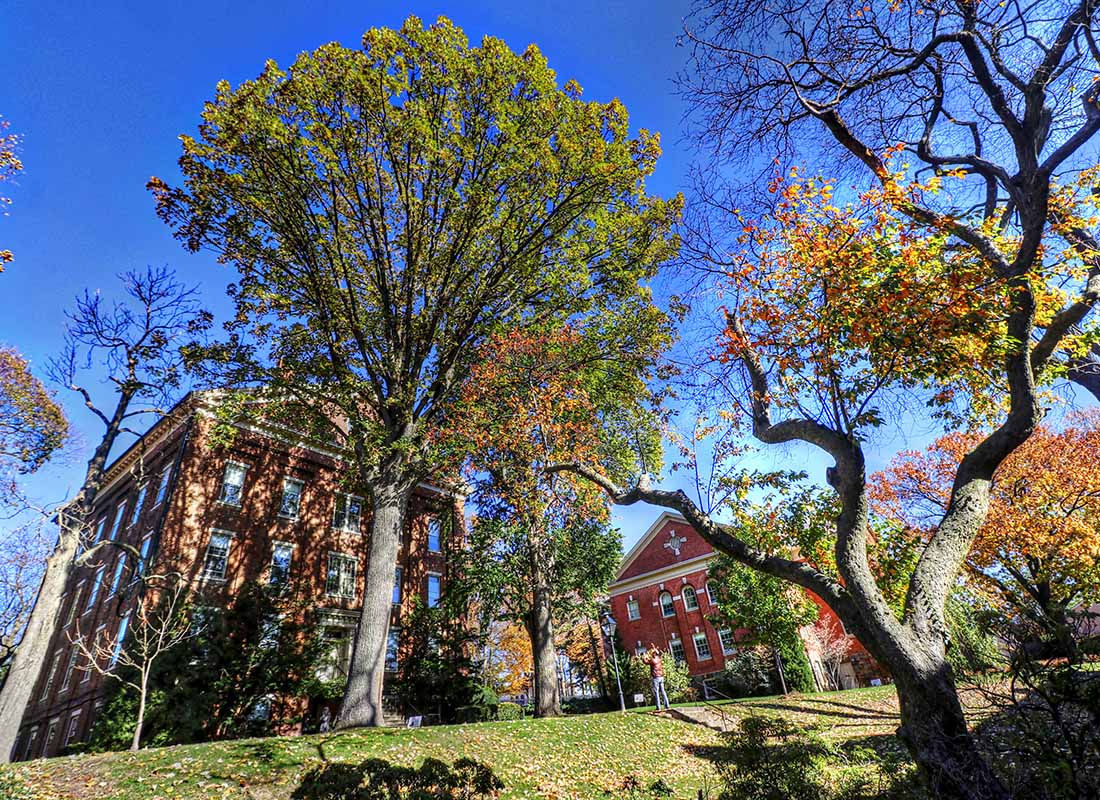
[527,574,561,717]
[0,522,81,761]
[893,659,1010,800]
[586,619,610,702]
[132,671,149,752]
[337,472,411,728]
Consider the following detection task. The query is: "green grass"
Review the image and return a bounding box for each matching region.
[4,686,907,800]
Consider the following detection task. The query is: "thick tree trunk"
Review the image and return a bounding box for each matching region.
[527,571,561,717]
[337,472,411,728]
[0,522,81,761]
[892,658,1010,800]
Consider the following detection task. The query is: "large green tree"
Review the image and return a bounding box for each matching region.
[0,346,68,503]
[150,16,680,727]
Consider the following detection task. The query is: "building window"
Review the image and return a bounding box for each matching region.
[44,720,59,756]
[393,567,402,605]
[23,727,38,761]
[682,585,699,611]
[385,628,400,671]
[706,581,718,605]
[85,567,105,613]
[153,465,172,507]
[110,500,128,540]
[108,555,127,597]
[279,478,304,519]
[719,628,736,656]
[129,483,148,527]
[137,533,153,575]
[332,493,363,533]
[326,553,358,598]
[427,517,443,552]
[427,573,441,608]
[659,591,675,618]
[319,626,352,681]
[669,638,686,664]
[219,462,248,506]
[270,542,293,585]
[109,613,130,668]
[693,632,712,661]
[627,599,641,621]
[65,583,84,627]
[60,646,80,692]
[202,531,233,580]
[64,712,82,747]
[41,651,62,700]
[92,517,107,545]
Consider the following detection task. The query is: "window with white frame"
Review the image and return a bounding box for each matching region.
[219,462,248,506]
[23,727,38,760]
[693,632,712,660]
[682,585,699,611]
[59,646,80,692]
[44,720,58,755]
[427,517,443,552]
[65,583,83,627]
[92,517,107,545]
[41,651,62,700]
[279,477,304,519]
[64,712,82,747]
[153,465,172,507]
[385,628,400,671]
[659,591,675,618]
[319,626,352,681]
[108,555,127,596]
[202,531,233,580]
[668,638,686,663]
[110,500,128,540]
[393,566,402,605]
[427,573,442,607]
[326,553,358,598]
[332,493,363,533]
[137,533,153,575]
[270,542,293,585]
[626,599,641,621]
[85,567,105,613]
[110,613,130,668]
[129,483,147,527]
[719,628,737,655]
[706,581,718,605]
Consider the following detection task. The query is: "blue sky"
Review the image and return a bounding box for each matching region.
[1,0,867,551]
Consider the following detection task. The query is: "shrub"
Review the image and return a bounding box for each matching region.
[497,701,524,721]
[720,647,773,697]
[775,636,816,694]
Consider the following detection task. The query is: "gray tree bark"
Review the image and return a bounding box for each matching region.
[337,470,411,728]
[526,551,561,717]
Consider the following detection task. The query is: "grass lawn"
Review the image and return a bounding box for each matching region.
[3,685,906,800]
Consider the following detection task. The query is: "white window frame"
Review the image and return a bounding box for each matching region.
[23,726,38,761]
[426,572,442,608]
[64,711,82,748]
[332,493,364,534]
[59,645,80,692]
[218,461,248,507]
[693,632,712,661]
[108,554,127,597]
[41,650,62,700]
[110,499,128,541]
[719,628,737,656]
[279,477,304,520]
[668,637,686,664]
[109,613,131,668]
[65,583,83,628]
[659,591,675,618]
[44,719,59,755]
[270,541,294,585]
[152,464,172,507]
[84,567,105,614]
[325,552,358,599]
[129,483,148,528]
[427,517,443,553]
[92,516,108,545]
[136,531,154,576]
[626,599,641,621]
[706,581,718,605]
[202,529,234,581]
[682,585,699,612]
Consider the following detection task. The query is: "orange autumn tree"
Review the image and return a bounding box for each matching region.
[872,415,1100,655]
[448,322,665,717]
[483,621,533,698]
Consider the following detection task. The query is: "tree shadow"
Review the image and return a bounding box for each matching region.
[740,699,898,722]
[290,756,504,800]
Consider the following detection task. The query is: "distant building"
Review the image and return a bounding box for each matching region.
[607,512,888,694]
[13,391,459,760]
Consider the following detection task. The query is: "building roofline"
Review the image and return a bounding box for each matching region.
[615,510,689,581]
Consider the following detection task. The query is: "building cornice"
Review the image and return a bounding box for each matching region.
[616,510,689,581]
[608,551,717,596]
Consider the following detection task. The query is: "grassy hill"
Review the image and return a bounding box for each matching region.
[3,686,905,800]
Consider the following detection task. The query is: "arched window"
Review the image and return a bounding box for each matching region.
[659,591,675,617]
[682,585,699,611]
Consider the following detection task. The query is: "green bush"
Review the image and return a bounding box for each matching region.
[776,636,816,694]
[721,647,773,697]
[497,701,524,720]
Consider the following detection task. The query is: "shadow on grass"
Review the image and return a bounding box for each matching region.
[290,756,503,800]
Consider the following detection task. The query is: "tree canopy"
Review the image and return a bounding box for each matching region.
[0,346,67,495]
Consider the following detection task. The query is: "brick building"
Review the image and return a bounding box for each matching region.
[607,512,888,692]
[13,391,460,761]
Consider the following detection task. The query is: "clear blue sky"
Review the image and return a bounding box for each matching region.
[2,0,713,550]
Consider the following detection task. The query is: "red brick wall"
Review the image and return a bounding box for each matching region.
[618,517,712,581]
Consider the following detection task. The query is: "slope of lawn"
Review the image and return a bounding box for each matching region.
[3,685,905,800]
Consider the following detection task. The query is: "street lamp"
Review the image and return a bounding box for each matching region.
[601,611,627,713]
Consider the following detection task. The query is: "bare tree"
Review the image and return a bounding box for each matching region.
[70,575,195,751]
[0,266,208,762]
[805,618,851,691]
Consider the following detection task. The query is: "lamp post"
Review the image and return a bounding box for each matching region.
[601,612,626,713]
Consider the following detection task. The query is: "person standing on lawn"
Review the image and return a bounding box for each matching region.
[642,647,671,711]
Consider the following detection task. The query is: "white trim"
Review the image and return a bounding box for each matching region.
[615,511,688,580]
[608,552,717,597]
